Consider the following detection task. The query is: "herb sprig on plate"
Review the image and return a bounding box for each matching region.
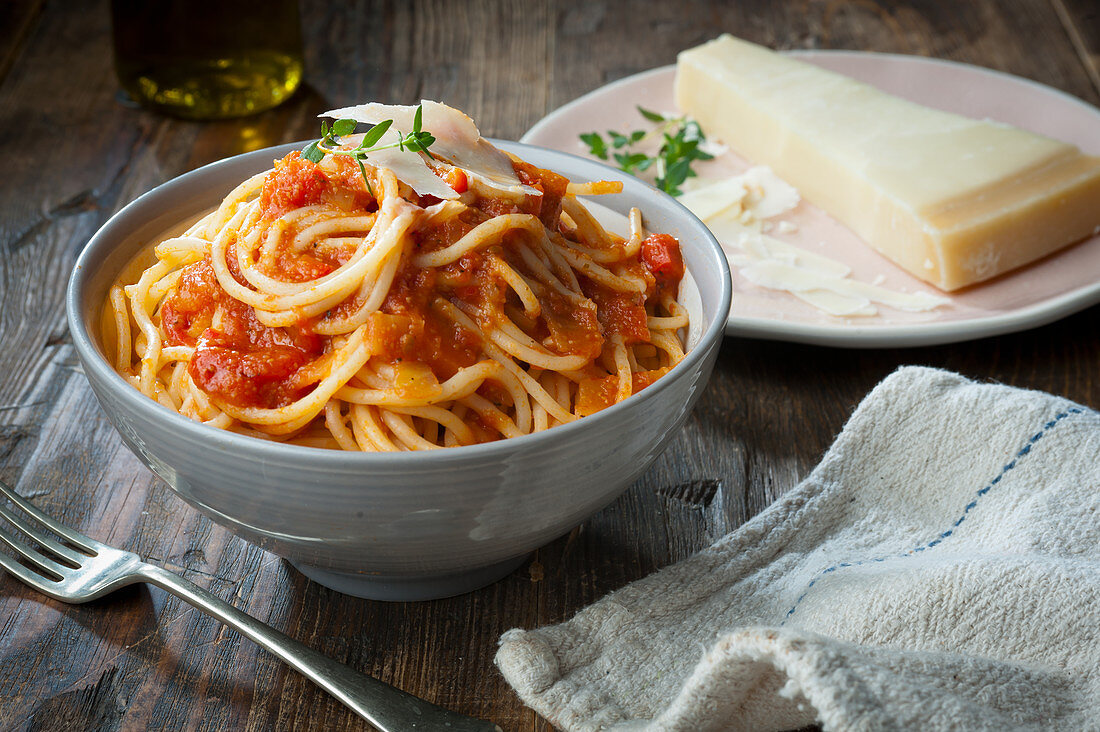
[580,106,713,196]
[301,104,438,192]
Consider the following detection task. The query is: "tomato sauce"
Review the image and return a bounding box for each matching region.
[259,153,330,219]
[574,367,672,416]
[538,288,603,359]
[581,278,650,346]
[162,257,325,409]
[640,233,684,299]
[161,152,685,414]
[512,159,569,228]
[373,265,483,379]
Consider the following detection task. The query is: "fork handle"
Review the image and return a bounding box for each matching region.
[137,564,501,732]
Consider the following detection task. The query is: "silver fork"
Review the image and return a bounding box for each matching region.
[0,479,501,732]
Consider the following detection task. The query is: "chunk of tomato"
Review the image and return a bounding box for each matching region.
[640,233,685,286]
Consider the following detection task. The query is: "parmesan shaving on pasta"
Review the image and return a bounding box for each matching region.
[321,100,540,199]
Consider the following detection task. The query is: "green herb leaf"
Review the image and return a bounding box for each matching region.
[406,130,436,159]
[357,158,374,196]
[301,140,324,163]
[613,151,652,175]
[302,111,438,190]
[609,130,648,149]
[579,108,711,196]
[360,119,393,148]
[580,132,609,160]
[657,157,692,196]
[332,118,358,137]
[413,104,424,134]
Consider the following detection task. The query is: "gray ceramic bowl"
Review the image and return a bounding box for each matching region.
[67,140,731,601]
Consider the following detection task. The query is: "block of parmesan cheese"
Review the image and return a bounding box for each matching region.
[675,35,1100,291]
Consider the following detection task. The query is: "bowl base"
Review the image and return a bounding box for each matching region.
[290,554,529,601]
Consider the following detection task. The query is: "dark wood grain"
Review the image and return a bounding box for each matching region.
[0,1,1097,730]
[0,0,42,85]
[1054,0,1100,100]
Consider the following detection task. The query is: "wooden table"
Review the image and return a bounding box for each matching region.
[1,1,1097,729]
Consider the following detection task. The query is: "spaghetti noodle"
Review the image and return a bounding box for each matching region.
[105,103,689,451]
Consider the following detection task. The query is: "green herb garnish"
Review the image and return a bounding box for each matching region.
[301,104,438,193]
[580,106,713,197]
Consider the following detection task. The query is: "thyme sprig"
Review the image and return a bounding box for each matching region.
[301,104,438,192]
[580,106,713,197]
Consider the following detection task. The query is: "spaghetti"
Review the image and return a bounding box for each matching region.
[105,103,689,451]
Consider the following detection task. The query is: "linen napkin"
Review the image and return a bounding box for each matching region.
[496,366,1100,731]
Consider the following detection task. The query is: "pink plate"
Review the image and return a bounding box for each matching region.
[522,53,1100,347]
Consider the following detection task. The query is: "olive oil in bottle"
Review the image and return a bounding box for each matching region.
[110,0,304,120]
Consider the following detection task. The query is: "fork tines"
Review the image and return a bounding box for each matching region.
[0,479,97,584]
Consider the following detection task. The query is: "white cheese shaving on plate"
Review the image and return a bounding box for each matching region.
[679,166,799,223]
[678,166,950,317]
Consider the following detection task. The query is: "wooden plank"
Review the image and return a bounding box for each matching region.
[549,0,1100,114]
[813,0,1100,104]
[1052,0,1100,99]
[0,0,43,85]
[296,0,553,141]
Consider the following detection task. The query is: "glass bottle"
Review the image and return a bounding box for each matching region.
[110,0,304,120]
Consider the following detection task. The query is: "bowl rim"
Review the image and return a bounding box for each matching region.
[66,139,731,465]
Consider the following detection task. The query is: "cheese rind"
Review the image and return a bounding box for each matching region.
[675,35,1100,291]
